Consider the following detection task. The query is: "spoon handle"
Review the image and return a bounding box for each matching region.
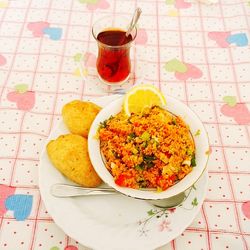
[50,183,117,198]
[126,8,142,37]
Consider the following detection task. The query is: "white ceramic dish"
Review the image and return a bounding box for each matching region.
[39,95,208,250]
[88,95,209,200]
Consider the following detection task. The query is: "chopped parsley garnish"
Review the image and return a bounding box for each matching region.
[128,132,136,139]
[135,163,145,171]
[99,120,107,129]
[99,116,113,129]
[172,118,177,125]
[143,155,156,168]
[191,154,196,167]
[112,150,119,158]
[143,155,156,162]
[138,179,147,188]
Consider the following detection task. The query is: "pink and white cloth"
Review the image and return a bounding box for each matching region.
[0,0,249,249]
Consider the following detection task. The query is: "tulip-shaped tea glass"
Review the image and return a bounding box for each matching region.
[92,16,137,85]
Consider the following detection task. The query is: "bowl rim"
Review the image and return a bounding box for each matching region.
[88,95,210,200]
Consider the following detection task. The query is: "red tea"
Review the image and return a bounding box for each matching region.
[97,29,133,84]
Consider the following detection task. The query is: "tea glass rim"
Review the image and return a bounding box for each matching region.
[92,15,137,49]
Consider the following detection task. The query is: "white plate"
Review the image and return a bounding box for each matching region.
[39,95,208,250]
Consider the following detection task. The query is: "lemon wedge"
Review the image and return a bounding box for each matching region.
[123,84,167,116]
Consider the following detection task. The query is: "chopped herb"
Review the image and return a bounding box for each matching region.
[128,132,136,139]
[191,154,196,167]
[112,150,119,158]
[140,131,151,141]
[99,120,107,129]
[172,118,177,125]
[129,132,136,138]
[99,116,114,129]
[135,163,145,171]
[146,162,154,168]
[143,155,156,162]
[143,155,156,168]
[138,179,147,188]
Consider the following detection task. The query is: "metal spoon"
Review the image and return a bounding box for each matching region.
[126,7,142,37]
[50,183,186,208]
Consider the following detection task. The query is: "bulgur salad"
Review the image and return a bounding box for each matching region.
[98,106,196,191]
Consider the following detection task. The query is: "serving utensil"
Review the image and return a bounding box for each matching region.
[50,183,186,208]
[51,183,117,197]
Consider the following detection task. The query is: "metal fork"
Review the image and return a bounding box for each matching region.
[50,183,186,208]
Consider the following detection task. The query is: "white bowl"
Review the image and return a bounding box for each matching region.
[88,95,209,200]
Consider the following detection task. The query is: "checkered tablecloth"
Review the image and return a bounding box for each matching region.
[0,0,249,249]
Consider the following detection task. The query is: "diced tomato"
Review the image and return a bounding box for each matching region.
[156,176,168,190]
[165,152,172,158]
[133,122,139,127]
[169,175,176,182]
[115,174,126,186]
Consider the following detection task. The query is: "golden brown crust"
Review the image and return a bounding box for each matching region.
[62,100,101,138]
[47,134,102,187]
